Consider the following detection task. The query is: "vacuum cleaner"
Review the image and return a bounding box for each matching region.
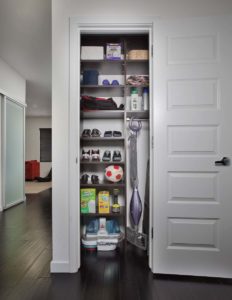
[126,116,148,250]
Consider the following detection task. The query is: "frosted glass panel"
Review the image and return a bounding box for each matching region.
[5,100,24,208]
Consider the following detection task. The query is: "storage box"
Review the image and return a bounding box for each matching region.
[81,189,96,213]
[81,46,104,60]
[106,43,121,60]
[83,69,99,85]
[25,160,40,181]
[98,191,110,213]
[127,50,149,60]
[98,75,124,86]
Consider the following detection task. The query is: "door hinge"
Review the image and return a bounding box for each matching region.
[151,45,153,58]
[76,157,78,164]
[152,136,154,149]
[151,227,154,239]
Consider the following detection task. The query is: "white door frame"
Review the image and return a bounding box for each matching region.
[69,17,155,272]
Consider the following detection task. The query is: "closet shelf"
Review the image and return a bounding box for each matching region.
[80,183,125,188]
[80,161,125,166]
[81,84,148,88]
[80,59,148,63]
[81,206,125,217]
[126,110,149,119]
[81,59,124,63]
[126,59,149,63]
[81,137,124,142]
[81,111,124,119]
[81,85,124,88]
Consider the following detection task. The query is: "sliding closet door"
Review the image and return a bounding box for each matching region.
[4,98,25,208]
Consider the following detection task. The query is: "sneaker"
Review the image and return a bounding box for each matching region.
[91,175,99,184]
[113,131,122,137]
[82,149,91,161]
[82,129,91,138]
[102,150,111,162]
[112,151,122,162]
[91,128,101,137]
[104,131,112,137]
[81,174,89,184]
[91,149,100,161]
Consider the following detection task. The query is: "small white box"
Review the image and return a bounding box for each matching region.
[81,46,104,60]
[98,75,124,85]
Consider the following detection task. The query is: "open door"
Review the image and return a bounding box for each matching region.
[153,15,232,277]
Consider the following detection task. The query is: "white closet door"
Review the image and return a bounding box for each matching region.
[3,98,25,209]
[153,15,232,277]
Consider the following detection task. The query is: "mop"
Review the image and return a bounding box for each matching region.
[126,116,147,250]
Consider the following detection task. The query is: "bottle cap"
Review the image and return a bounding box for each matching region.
[131,87,138,94]
[143,87,149,94]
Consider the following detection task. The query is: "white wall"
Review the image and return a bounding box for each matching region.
[51,0,232,272]
[26,117,52,178]
[0,57,26,104]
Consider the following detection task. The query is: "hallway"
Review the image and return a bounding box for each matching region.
[0,189,232,300]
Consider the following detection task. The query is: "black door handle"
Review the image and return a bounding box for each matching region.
[215,157,230,166]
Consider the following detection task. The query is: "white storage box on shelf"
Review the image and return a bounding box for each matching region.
[98,75,125,86]
[81,46,104,60]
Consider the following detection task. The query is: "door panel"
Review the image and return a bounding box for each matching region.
[4,98,25,208]
[153,16,232,277]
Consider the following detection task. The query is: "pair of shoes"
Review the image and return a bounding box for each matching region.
[102,79,119,86]
[82,129,101,138]
[104,131,122,137]
[82,149,100,161]
[102,150,122,162]
[81,174,99,184]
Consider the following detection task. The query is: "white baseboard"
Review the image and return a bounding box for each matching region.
[50,260,70,273]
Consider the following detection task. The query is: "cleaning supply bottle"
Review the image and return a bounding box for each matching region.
[142,87,149,110]
[130,87,139,111]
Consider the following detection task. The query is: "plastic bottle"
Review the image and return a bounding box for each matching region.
[142,87,149,111]
[130,87,139,111]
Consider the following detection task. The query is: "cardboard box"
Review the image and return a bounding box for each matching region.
[98,191,110,213]
[81,188,96,213]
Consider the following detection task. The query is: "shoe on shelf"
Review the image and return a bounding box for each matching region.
[112,150,122,162]
[82,149,91,161]
[113,131,122,137]
[102,150,111,162]
[91,128,101,137]
[104,131,112,137]
[82,129,91,138]
[91,149,100,161]
[81,174,89,184]
[91,175,99,184]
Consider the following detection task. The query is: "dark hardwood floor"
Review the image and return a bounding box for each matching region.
[0,189,232,300]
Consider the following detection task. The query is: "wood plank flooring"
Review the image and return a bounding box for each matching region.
[0,189,232,299]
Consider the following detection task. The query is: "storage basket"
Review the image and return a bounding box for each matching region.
[127,50,149,60]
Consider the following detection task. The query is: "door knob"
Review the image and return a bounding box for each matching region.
[215,157,230,166]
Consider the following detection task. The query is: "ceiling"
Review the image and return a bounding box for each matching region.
[0,0,51,116]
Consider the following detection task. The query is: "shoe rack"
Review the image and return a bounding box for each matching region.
[80,33,149,250]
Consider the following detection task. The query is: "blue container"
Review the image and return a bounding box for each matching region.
[83,70,99,85]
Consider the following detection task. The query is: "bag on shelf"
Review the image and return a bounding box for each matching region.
[81,95,122,111]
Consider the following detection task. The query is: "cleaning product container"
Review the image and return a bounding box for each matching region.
[142,87,149,110]
[130,87,139,111]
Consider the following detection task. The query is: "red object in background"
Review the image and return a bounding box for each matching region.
[25,160,40,181]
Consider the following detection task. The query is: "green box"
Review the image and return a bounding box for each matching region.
[80,188,96,213]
